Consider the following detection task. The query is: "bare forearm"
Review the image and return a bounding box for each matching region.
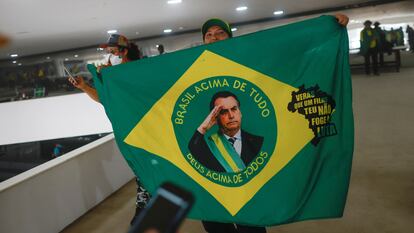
[81,85,100,103]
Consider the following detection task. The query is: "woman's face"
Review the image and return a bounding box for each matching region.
[106,46,128,65]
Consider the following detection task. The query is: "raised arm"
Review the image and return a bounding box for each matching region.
[334,13,349,27]
[197,105,222,135]
[69,76,100,103]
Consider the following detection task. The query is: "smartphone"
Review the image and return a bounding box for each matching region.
[127,182,194,233]
[63,66,77,85]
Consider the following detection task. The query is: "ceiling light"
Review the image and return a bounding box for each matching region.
[273,10,284,15]
[107,30,117,34]
[135,32,140,35]
[46,56,50,59]
[10,54,18,57]
[163,29,172,33]
[74,54,79,58]
[231,28,238,32]
[18,63,22,66]
[236,6,248,11]
[64,58,69,61]
[12,61,17,64]
[179,26,184,30]
[156,44,160,48]
[167,0,182,4]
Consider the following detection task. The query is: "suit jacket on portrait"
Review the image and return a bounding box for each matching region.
[188,130,264,172]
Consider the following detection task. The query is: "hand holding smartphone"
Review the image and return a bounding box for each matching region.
[128,182,194,233]
[64,66,78,85]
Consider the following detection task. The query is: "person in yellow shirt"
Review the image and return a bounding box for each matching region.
[360,20,380,75]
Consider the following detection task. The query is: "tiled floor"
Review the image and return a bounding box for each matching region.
[62,66,414,233]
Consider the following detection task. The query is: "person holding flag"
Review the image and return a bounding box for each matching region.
[69,34,149,225]
[197,13,349,233]
[69,34,141,102]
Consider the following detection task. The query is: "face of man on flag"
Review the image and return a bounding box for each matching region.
[215,96,242,136]
[187,89,265,175]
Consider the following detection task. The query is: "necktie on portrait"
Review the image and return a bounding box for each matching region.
[228,137,236,148]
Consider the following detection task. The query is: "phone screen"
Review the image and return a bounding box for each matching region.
[137,191,185,232]
[63,66,74,78]
[128,183,194,233]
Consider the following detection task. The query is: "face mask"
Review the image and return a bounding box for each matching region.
[109,54,123,66]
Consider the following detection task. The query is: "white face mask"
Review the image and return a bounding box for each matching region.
[109,54,123,66]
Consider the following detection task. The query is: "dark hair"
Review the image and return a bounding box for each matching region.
[119,43,141,61]
[126,43,142,61]
[209,91,240,111]
[157,44,165,54]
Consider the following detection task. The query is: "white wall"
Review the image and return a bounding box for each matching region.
[0,134,134,233]
[0,93,112,146]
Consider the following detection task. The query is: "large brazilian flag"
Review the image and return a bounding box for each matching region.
[89,15,354,226]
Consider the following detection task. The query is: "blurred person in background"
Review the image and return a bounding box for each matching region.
[373,22,386,66]
[396,26,404,46]
[52,144,63,158]
[69,34,149,225]
[157,44,165,55]
[360,20,380,76]
[406,25,414,52]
